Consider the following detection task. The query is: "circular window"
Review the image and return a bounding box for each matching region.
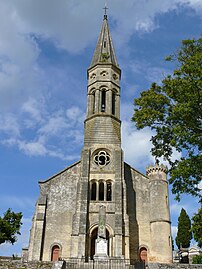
[94,150,110,167]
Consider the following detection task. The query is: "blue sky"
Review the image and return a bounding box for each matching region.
[0,0,201,256]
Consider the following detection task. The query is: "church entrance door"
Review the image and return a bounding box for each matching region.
[90,227,109,259]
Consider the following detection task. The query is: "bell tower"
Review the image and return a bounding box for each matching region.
[70,14,124,259]
[84,14,121,146]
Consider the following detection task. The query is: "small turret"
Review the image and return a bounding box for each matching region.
[146,162,167,181]
[147,162,172,263]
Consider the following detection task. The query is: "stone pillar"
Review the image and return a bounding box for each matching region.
[115,94,120,119]
[104,181,107,201]
[106,89,112,114]
[87,93,92,117]
[96,181,99,201]
[94,89,100,113]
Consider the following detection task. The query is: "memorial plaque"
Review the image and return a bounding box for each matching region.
[96,238,108,255]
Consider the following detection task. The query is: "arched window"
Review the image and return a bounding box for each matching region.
[51,245,60,261]
[106,182,112,201]
[99,182,104,201]
[101,90,106,112]
[112,92,116,115]
[91,182,97,201]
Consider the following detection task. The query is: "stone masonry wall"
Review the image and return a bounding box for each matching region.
[148,263,202,269]
[1,261,202,269]
[0,260,53,269]
[28,162,81,261]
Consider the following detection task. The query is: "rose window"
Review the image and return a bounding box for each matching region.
[94,150,110,167]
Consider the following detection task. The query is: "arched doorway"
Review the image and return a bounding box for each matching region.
[139,247,148,263]
[51,245,60,261]
[90,227,110,259]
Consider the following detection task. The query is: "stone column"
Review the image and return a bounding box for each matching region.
[106,90,112,114]
[96,181,99,201]
[115,94,120,118]
[87,93,92,117]
[95,89,100,113]
[104,181,107,201]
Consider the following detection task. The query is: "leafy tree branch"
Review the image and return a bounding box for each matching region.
[132,37,202,201]
[0,208,23,245]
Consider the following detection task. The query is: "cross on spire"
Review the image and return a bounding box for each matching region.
[103,3,108,19]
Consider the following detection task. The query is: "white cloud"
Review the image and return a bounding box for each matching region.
[38,113,69,136]
[0,0,201,59]
[16,138,79,161]
[66,106,85,124]
[171,225,178,240]
[121,102,155,171]
[129,60,171,85]
[22,98,44,125]
[18,140,48,156]
[181,0,202,13]
[122,120,154,170]
[1,103,84,161]
[0,2,42,113]
[0,114,20,137]
[110,0,202,48]
[159,148,182,169]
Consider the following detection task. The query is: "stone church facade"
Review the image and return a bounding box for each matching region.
[27,15,172,264]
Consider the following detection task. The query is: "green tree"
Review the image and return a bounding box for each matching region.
[176,208,192,249]
[132,37,202,201]
[192,207,202,248]
[0,208,23,245]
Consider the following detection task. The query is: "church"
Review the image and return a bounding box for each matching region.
[27,14,172,265]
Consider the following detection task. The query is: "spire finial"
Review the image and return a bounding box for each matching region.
[103,3,108,19]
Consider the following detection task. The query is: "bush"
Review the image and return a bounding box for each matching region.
[192,255,202,264]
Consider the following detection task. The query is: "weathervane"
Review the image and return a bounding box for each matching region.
[103,2,108,19]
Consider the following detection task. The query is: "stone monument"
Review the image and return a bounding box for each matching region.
[94,205,108,260]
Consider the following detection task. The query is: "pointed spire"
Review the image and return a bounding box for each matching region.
[89,14,119,69]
